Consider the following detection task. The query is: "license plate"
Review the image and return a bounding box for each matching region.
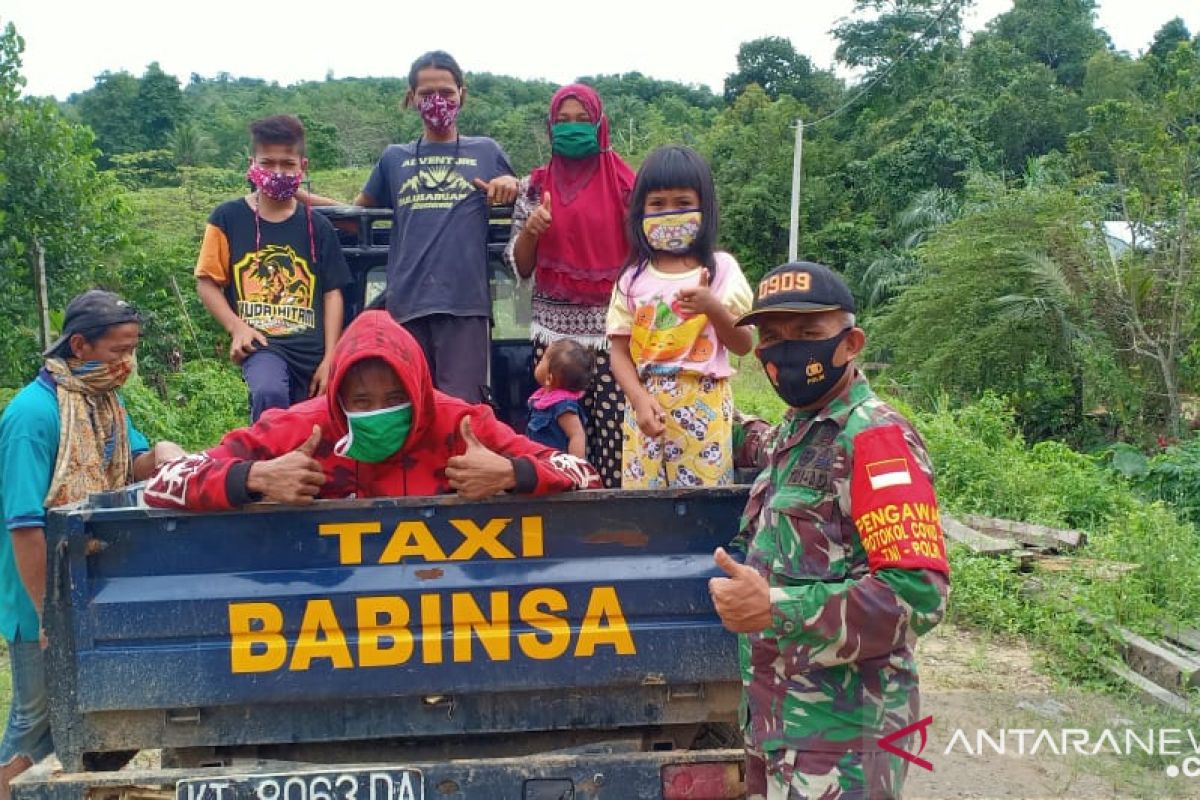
[176,768,424,800]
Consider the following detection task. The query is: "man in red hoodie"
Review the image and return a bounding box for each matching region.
[145,311,601,510]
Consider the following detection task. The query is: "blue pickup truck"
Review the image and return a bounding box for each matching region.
[13,207,752,800]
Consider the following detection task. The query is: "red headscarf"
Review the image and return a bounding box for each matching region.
[528,84,635,306]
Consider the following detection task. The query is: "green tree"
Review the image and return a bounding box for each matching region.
[0,21,128,384]
[72,70,144,163]
[296,113,338,170]
[860,187,958,307]
[990,0,1110,88]
[874,171,1108,439]
[846,98,984,218]
[137,62,185,149]
[701,86,801,281]
[833,0,966,111]
[169,120,214,168]
[724,37,842,110]
[1069,43,1200,435]
[1147,17,1191,65]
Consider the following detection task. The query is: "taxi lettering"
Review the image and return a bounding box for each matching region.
[318,516,545,564]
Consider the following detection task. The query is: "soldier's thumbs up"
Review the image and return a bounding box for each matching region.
[709,547,772,634]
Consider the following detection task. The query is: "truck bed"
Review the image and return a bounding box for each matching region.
[41,487,748,781]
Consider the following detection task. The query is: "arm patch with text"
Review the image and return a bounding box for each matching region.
[850,424,950,574]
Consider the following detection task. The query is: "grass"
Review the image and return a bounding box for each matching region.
[730,353,789,422]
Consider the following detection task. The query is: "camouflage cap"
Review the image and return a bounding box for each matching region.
[736,261,856,326]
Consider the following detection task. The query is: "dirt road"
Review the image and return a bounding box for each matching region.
[908,623,1192,799]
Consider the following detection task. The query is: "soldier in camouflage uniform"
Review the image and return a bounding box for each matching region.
[710,262,950,800]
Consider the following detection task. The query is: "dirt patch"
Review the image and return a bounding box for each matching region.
[907,624,1191,799]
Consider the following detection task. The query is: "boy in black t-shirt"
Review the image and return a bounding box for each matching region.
[196,115,351,421]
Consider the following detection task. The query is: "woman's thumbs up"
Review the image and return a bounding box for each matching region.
[527,189,553,237]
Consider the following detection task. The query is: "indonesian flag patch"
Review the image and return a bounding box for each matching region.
[850,424,950,574]
[865,457,912,490]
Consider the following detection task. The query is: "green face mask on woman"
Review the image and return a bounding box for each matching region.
[334,403,413,463]
[551,122,600,159]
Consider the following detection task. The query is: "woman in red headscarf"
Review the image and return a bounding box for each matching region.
[506,84,635,488]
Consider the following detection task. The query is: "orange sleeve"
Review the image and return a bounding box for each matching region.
[195,223,231,285]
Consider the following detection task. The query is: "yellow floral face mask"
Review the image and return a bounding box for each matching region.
[642,209,701,254]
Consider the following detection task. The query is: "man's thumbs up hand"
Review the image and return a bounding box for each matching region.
[246,424,327,505]
[709,547,773,633]
[447,416,517,500]
[459,417,484,451]
[473,175,519,206]
[298,424,322,456]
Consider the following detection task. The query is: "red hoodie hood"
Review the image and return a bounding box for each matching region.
[324,310,436,451]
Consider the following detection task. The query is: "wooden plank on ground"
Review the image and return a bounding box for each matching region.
[942,516,1019,556]
[1104,660,1196,714]
[1117,627,1200,691]
[958,513,1086,550]
[1166,627,1200,654]
[1027,555,1139,581]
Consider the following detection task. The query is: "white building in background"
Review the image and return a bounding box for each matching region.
[1101,220,1155,258]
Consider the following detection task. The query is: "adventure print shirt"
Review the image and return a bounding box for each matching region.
[363,137,514,323]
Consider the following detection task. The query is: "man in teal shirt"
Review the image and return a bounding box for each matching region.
[0,291,182,798]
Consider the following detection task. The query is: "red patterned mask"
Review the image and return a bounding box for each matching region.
[246,164,303,201]
[417,94,460,135]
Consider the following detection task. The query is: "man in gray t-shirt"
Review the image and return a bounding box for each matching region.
[363,137,513,323]
[302,51,518,403]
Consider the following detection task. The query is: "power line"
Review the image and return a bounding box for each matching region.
[807,0,964,129]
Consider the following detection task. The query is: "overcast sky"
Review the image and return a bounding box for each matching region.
[6,0,1198,100]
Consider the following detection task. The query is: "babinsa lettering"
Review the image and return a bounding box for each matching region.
[226,515,637,673]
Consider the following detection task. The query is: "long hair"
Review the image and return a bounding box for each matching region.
[405,50,464,106]
[624,145,719,285]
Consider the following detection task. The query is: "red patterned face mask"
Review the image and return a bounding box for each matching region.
[246,164,303,201]
[417,93,460,135]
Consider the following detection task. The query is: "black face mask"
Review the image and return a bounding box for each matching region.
[757,328,852,409]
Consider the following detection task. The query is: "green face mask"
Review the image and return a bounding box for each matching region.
[334,403,413,463]
[551,122,600,159]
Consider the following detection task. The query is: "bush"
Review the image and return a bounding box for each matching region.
[1131,436,1200,526]
[914,393,1200,678]
[123,359,248,451]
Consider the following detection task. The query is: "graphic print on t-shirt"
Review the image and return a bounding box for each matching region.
[396,155,479,211]
[630,292,714,365]
[231,243,317,336]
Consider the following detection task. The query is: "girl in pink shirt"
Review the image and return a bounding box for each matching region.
[607,146,754,488]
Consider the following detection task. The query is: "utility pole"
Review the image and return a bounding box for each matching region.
[31,238,52,351]
[788,119,804,262]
